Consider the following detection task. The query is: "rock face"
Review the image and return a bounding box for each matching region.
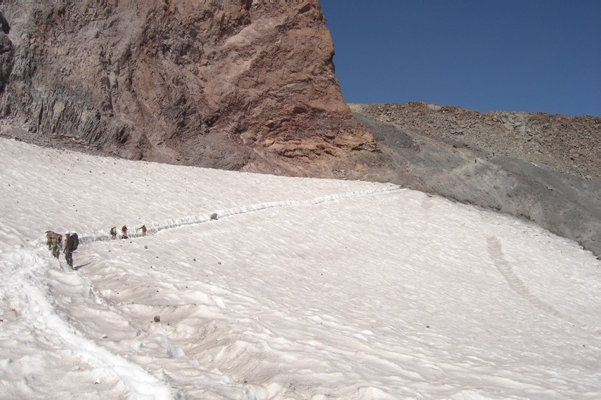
[0,0,373,175]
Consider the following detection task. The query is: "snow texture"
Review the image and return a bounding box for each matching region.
[0,137,600,399]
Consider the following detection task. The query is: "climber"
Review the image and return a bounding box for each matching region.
[63,231,79,269]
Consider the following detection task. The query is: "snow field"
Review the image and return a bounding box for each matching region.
[1,137,600,399]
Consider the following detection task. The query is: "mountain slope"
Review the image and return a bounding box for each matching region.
[1,137,600,399]
[349,103,601,259]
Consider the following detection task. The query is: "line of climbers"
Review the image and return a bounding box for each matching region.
[110,224,147,240]
[44,213,219,268]
[45,225,147,269]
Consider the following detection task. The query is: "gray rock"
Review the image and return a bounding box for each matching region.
[352,111,601,258]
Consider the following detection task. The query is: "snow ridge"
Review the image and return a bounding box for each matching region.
[78,184,402,244]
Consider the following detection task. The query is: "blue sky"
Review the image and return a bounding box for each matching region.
[320,0,601,116]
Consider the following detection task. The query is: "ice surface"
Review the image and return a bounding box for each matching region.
[1,138,600,399]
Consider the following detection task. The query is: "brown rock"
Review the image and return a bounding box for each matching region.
[0,0,373,176]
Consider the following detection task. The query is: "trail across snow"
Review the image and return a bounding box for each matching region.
[1,137,600,399]
[78,185,402,244]
[0,248,175,399]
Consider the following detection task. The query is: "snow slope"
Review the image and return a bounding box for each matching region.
[0,137,600,399]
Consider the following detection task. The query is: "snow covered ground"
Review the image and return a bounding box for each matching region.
[0,137,600,400]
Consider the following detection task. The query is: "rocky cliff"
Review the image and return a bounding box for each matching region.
[0,0,374,175]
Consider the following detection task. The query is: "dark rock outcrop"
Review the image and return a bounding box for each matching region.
[0,0,374,175]
[0,12,13,93]
[0,11,9,34]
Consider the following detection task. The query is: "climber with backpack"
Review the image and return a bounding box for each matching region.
[64,231,79,269]
[45,231,62,258]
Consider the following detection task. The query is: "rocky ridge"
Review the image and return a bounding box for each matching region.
[353,102,600,180]
[0,0,374,176]
[350,103,601,259]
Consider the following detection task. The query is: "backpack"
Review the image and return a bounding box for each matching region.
[69,233,79,251]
